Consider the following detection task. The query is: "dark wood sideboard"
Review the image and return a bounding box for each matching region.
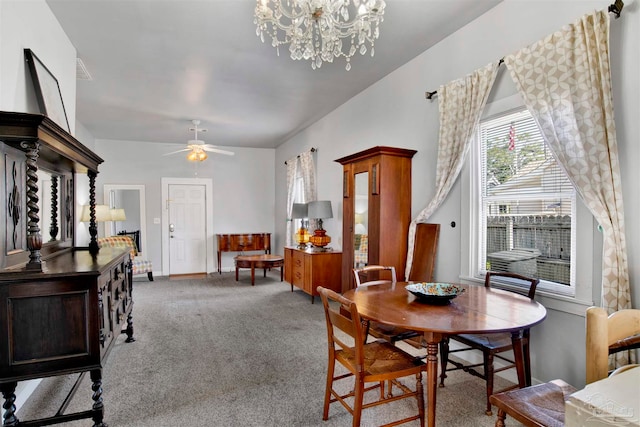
[0,112,135,427]
[216,233,271,274]
[0,248,133,426]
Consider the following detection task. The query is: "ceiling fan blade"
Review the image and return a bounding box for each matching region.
[201,146,235,156]
[163,148,190,156]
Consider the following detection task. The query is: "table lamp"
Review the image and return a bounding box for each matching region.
[110,208,126,222]
[292,203,309,249]
[308,200,333,249]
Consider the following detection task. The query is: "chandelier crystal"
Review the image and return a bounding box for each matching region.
[254,0,386,71]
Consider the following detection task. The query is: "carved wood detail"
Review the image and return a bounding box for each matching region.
[49,175,59,241]
[66,178,73,240]
[7,162,21,251]
[88,170,99,254]
[20,140,42,271]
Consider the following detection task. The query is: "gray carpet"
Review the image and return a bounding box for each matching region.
[16,272,522,426]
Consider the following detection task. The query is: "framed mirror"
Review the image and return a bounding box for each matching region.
[103,184,146,256]
[354,172,368,268]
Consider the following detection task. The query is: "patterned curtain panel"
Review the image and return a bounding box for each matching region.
[405,61,499,278]
[285,156,299,247]
[504,10,630,316]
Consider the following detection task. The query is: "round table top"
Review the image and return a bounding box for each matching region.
[343,282,547,335]
[234,254,283,262]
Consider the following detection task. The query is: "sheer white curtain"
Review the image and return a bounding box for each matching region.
[285,150,317,247]
[299,151,317,229]
[405,62,500,278]
[504,9,629,314]
[285,156,298,247]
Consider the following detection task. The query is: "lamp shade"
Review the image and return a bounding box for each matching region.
[308,200,333,219]
[80,204,112,222]
[291,203,308,219]
[110,208,127,222]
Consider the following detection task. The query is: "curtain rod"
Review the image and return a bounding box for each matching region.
[425,59,504,100]
[284,147,316,165]
[424,0,624,101]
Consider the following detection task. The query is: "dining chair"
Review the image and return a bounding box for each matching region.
[489,305,640,427]
[407,223,440,282]
[317,286,426,427]
[585,306,640,384]
[439,271,540,416]
[352,266,421,345]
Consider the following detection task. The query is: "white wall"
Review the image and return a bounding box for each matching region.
[275,0,640,387]
[94,139,276,274]
[0,0,76,134]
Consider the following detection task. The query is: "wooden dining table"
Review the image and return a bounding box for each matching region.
[343,281,547,427]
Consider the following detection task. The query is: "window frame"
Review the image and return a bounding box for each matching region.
[478,108,576,296]
[459,96,598,314]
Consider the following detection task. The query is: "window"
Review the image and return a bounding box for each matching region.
[476,109,576,295]
[293,170,305,204]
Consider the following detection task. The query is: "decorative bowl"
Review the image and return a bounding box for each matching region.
[405,282,465,305]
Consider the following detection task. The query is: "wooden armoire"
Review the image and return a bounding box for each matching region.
[335,146,416,290]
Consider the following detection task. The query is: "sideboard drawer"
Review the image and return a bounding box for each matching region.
[292,250,305,287]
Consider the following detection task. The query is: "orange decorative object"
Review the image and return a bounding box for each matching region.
[309,228,331,248]
[295,227,310,248]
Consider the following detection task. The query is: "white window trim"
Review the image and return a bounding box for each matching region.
[459,94,598,315]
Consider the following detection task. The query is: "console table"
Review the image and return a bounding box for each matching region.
[216,233,271,274]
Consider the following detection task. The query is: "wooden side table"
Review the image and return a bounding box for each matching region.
[234,254,284,286]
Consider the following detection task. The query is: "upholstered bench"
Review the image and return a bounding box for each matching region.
[98,236,154,281]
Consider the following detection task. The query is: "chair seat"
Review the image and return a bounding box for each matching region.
[455,332,513,352]
[336,340,424,380]
[489,379,577,427]
[132,258,153,275]
[368,321,421,343]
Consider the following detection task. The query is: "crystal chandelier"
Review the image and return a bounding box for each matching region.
[254,0,386,71]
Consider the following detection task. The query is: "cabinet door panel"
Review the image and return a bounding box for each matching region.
[10,292,89,362]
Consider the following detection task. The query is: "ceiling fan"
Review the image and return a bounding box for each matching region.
[164,120,234,161]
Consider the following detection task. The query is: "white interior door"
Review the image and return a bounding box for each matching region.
[168,184,206,275]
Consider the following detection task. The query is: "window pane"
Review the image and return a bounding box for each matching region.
[480,110,575,288]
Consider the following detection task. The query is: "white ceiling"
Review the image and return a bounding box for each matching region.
[45,0,501,149]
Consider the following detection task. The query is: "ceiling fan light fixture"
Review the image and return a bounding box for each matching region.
[187,149,208,162]
[163,119,234,160]
[254,0,386,71]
